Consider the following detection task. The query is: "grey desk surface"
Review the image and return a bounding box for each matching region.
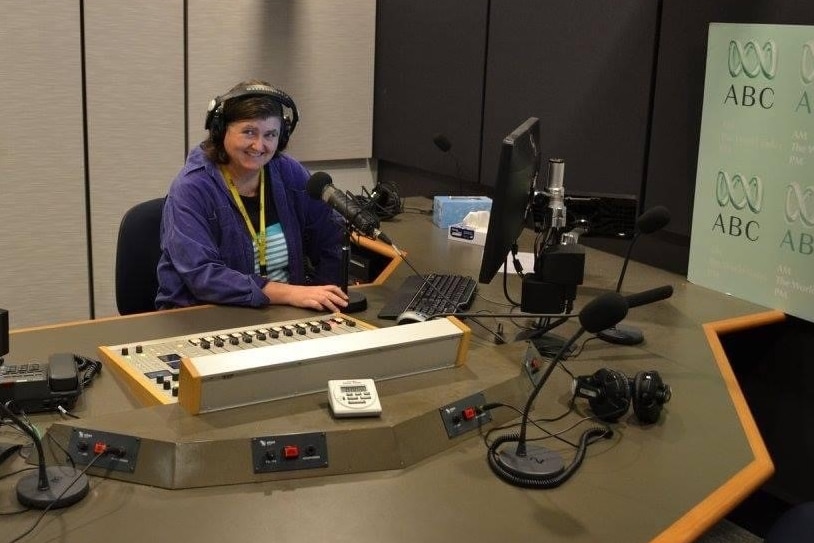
[2,198,773,543]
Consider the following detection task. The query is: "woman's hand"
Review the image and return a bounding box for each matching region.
[263,282,349,312]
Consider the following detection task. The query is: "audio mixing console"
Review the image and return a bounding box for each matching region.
[99,314,470,413]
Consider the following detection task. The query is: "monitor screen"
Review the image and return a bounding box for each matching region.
[478,117,540,284]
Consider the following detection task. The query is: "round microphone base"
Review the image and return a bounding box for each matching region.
[496,444,565,478]
[17,465,90,510]
[343,288,368,314]
[597,323,644,346]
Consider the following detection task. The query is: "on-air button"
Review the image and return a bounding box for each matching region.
[283,445,300,459]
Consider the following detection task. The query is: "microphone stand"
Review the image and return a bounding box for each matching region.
[597,205,670,345]
[596,232,645,345]
[487,292,627,488]
[340,223,368,313]
[1,401,90,509]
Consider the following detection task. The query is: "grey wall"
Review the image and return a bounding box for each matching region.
[1,0,376,329]
[0,2,88,328]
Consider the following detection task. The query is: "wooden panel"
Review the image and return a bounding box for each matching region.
[84,2,186,319]
[0,1,88,328]
[187,0,376,162]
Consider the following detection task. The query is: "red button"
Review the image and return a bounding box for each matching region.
[462,407,477,421]
[283,445,300,459]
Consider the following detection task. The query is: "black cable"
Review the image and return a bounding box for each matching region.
[0,467,37,482]
[395,252,507,344]
[74,353,102,389]
[486,426,612,489]
[6,451,104,543]
[480,402,580,448]
[46,432,76,468]
[501,258,521,307]
[569,335,600,359]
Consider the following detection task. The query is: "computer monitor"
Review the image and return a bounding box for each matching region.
[478,117,540,284]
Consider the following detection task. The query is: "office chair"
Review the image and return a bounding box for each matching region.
[115,197,165,315]
[765,502,814,543]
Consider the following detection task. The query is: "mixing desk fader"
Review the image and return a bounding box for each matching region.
[99,315,371,407]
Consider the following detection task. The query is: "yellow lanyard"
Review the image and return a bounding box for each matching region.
[221,166,267,276]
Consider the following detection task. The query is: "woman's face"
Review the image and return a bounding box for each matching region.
[223,116,282,179]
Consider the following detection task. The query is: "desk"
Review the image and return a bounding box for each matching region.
[1,199,772,542]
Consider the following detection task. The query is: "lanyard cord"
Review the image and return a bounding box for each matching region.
[221,166,267,276]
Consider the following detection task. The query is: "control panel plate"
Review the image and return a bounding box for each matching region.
[252,432,328,473]
[68,428,141,473]
[439,392,492,438]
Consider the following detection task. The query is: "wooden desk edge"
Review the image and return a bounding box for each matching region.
[350,233,404,286]
[652,310,782,543]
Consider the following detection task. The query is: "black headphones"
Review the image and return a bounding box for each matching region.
[204,83,300,151]
[572,368,672,425]
[357,181,403,220]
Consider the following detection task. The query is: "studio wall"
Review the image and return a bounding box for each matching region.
[0,1,88,329]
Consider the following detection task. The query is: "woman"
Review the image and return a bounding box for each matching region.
[156,80,348,312]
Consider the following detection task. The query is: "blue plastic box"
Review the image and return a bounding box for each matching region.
[432,196,493,229]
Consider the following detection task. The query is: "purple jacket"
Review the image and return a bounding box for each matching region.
[155,146,343,309]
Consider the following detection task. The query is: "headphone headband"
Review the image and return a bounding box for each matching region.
[204,83,300,150]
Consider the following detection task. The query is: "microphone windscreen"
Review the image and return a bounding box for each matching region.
[637,205,671,234]
[433,133,452,152]
[624,285,673,309]
[579,292,628,333]
[305,171,333,200]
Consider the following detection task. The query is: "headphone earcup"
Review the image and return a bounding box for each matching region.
[209,112,225,142]
[278,116,293,151]
[574,368,631,422]
[630,370,671,424]
[368,181,402,219]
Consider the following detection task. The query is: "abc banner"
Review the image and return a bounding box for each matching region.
[689,23,814,323]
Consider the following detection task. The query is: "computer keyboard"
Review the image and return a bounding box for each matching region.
[378,273,478,319]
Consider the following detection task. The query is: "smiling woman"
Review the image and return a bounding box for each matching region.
[155,80,349,313]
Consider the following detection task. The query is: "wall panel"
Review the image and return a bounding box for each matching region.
[0,1,87,329]
[373,0,489,185]
[187,0,376,163]
[85,1,186,319]
[482,0,659,193]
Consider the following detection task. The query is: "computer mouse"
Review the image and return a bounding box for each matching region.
[396,310,429,325]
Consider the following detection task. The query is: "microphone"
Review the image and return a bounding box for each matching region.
[624,285,673,309]
[545,158,567,230]
[432,133,452,153]
[306,172,393,245]
[432,133,464,192]
[487,292,628,488]
[598,205,671,346]
[0,401,90,509]
[613,205,670,293]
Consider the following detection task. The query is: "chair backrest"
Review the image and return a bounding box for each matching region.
[115,197,165,315]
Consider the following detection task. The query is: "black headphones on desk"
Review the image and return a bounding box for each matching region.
[205,83,300,151]
[572,368,672,425]
[357,181,403,220]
